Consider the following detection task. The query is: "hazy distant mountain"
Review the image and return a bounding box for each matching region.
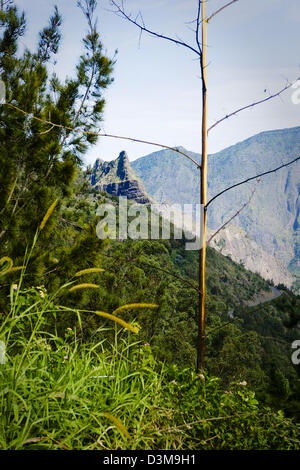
[132,126,300,277]
[207,225,295,288]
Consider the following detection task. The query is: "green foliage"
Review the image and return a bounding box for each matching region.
[1,1,300,450]
[0,0,113,269]
[0,287,299,450]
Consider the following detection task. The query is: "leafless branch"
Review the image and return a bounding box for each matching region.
[195,0,202,54]
[207,184,257,244]
[101,251,200,293]
[206,318,240,337]
[207,0,239,23]
[139,261,200,293]
[206,155,300,208]
[110,0,201,56]
[5,102,201,168]
[208,77,300,133]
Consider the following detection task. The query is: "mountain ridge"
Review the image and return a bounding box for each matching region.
[131,126,300,279]
[88,132,298,288]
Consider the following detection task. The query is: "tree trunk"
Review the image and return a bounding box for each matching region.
[197,0,207,372]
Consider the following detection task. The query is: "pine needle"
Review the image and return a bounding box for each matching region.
[75,268,104,276]
[69,283,100,292]
[95,311,141,333]
[102,412,131,440]
[39,199,59,230]
[113,303,158,316]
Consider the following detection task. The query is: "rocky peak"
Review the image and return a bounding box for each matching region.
[89,151,153,204]
[116,150,130,180]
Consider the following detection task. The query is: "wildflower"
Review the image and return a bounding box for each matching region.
[12,284,18,290]
[238,381,247,386]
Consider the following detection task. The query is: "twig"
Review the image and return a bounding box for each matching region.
[206,156,300,208]
[4,102,201,168]
[206,318,240,337]
[207,0,239,23]
[195,0,202,54]
[159,411,258,433]
[101,250,200,293]
[207,185,257,244]
[110,0,201,57]
[208,77,300,133]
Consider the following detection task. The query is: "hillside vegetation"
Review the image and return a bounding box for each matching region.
[1,1,300,450]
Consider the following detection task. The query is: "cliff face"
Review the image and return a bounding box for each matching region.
[132,127,300,277]
[207,225,296,288]
[89,151,153,204]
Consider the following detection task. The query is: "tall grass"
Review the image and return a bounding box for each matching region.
[0,208,165,450]
[0,285,167,450]
[0,204,299,450]
[1,282,300,450]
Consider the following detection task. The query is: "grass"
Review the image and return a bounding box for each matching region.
[0,282,167,450]
[1,284,300,450]
[0,215,299,450]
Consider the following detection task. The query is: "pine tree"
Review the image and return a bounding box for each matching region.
[0,1,114,268]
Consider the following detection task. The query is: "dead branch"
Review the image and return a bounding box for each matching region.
[208,77,300,133]
[206,156,300,208]
[5,102,201,168]
[195,0,202,54]
[110,0,201,56]
[207,0,239,23]
[207,184,257,244]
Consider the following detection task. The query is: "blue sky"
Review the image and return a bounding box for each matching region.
[14,0,300,164]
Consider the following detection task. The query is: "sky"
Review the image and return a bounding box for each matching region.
[13,0,300,165]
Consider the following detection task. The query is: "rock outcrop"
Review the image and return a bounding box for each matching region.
[89,151,153,204]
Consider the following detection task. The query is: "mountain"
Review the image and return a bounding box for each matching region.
[89,150,153,204]
[207,225,295,288]
[131,126,300,278]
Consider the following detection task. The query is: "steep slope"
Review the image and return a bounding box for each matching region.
[132,126,300,276]
[89,150,153,204]
[207,225,295,288]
